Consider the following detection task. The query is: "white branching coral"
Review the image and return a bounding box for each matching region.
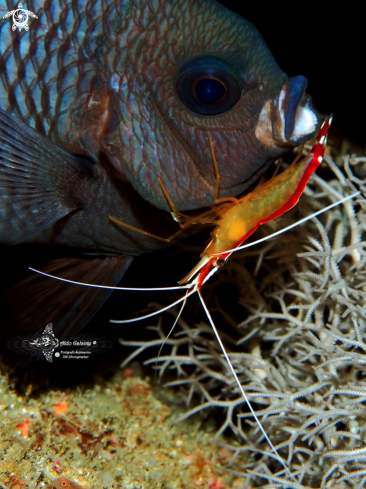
[120,147,366,488]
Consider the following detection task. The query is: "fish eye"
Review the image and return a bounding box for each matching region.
[176,54,242,115]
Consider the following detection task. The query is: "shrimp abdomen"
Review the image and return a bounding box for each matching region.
[210,152,319,254]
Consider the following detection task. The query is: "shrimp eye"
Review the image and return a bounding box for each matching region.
[215,258,226,268]
[176,54,242,115]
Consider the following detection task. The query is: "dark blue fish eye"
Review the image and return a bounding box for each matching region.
[194,77,225,104]
[176,54,242,116]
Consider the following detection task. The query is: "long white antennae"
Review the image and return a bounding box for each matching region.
[215,191,361,255]
[28,267,190,292]
[110,288,197,323]
[154,289,191,379]
[197,289,297,483]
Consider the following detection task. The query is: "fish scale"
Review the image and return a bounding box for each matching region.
[0,0,319,353]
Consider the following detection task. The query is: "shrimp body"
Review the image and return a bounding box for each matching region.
[180,116,331,286]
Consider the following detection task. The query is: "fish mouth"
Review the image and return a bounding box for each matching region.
[274,75,319,145]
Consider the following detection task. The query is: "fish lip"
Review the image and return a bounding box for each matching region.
[273,75,319,145]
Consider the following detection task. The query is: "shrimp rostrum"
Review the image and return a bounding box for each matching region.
[31,116,362,485]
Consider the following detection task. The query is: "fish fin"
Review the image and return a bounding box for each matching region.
[0,251,133,360]
[0,108,93,245]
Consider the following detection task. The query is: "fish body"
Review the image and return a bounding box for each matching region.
[0,0,319,348]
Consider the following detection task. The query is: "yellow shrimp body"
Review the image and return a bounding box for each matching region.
[208,154,315,256]
[179,113,330,287]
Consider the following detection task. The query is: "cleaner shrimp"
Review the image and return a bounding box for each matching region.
[31,116,362,486]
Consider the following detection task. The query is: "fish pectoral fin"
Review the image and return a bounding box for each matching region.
[0,193,79,246]
[0,108,93,245]
[0,252,133,363]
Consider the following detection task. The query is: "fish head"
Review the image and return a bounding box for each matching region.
[89,0,318,212]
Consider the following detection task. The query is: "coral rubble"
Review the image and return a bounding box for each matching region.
[0,368,239,488]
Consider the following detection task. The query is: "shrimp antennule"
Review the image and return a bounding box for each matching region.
[197,290,295,481]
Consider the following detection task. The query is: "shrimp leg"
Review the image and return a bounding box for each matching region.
[108,137,237,242]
